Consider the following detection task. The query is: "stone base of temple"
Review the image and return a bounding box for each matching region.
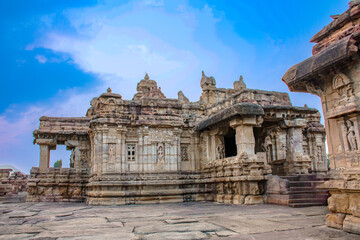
[326,198,360,235]
[323,170,360,234]
[326,192,360,234]
[86,172,214,205]
[26,167,89,202]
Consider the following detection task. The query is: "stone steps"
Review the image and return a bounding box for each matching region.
[289,192,328,199]
[286,175,328,208]
[266,174,329,208]
[288,197,327,204]
[288,181,323,187]
[288,202,326,208]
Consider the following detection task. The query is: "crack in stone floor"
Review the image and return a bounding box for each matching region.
[0,202,359,240]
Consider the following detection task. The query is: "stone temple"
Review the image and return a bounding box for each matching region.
[28,71,328,206]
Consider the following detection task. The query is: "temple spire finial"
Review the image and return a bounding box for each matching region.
[144,73,150,80]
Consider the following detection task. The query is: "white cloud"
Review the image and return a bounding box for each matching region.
[3,0,257,172]
[35,54,47,63]
[140,0,164,7]
[29,0,254,100]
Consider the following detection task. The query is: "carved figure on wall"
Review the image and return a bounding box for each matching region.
[346,120,358,151]
[202,136,208,162]
[80,149,90,169]
[287,136,294,154]
[333,73,353,105]
[108,144,116,171]
[157,143,165,163]
[217,183,224,195]
[232,182,240,195]
[317,146,324,162]
[262,135,273,163]
[69,149,75,168]
[216,138,225,159]
[224,182,232,195]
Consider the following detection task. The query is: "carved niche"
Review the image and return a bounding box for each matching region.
[80,149,90,169]
[108,143,116,172]
[333,73,353,105]
[262,135,273,163]
[345,119,358,151]
[317,146,324,163]
[215,136,225,160]
[157,142,165,163]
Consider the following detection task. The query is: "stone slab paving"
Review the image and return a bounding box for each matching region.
[0,202,359,240]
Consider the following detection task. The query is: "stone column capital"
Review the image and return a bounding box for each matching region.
[35,139,57,146]
[230,116,258,128]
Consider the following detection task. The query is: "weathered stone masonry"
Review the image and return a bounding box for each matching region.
[28,72,326,206]
[282,1,360,234]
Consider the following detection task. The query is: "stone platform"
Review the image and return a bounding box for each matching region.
[0,202,358,240]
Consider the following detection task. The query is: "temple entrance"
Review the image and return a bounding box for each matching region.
[253,124,286,176]
[224,128,237,157]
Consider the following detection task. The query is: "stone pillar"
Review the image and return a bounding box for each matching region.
[39,145,50,171]
[209,131,217,161]
[36,139,56,171]
[275,129,287,160]
[282,119,310,175]
[230,116,257,155]
[200,132,211,167]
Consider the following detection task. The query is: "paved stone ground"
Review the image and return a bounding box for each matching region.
[0,202,359,240]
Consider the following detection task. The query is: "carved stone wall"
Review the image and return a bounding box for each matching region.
[282,2,360,234]
[31,72,326,206]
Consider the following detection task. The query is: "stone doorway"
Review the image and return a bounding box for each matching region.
[224,127,237,158]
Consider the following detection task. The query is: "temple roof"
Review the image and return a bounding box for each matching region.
[195,103,264,131]
[282,32,360,92]
[311,2,360,43]
[33,116,89,137]
[132,73,166,100]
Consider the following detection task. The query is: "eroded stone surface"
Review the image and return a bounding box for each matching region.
[0,202,359,240]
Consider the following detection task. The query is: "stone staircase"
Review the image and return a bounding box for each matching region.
[266,174,329,208]
[282,175,328,208]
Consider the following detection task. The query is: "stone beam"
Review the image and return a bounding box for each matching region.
[195,103,264,132]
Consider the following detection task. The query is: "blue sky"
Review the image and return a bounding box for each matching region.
[0,0,349,173]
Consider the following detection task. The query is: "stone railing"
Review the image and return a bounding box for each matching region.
[27,167,89,202]
[203,152,271,205]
